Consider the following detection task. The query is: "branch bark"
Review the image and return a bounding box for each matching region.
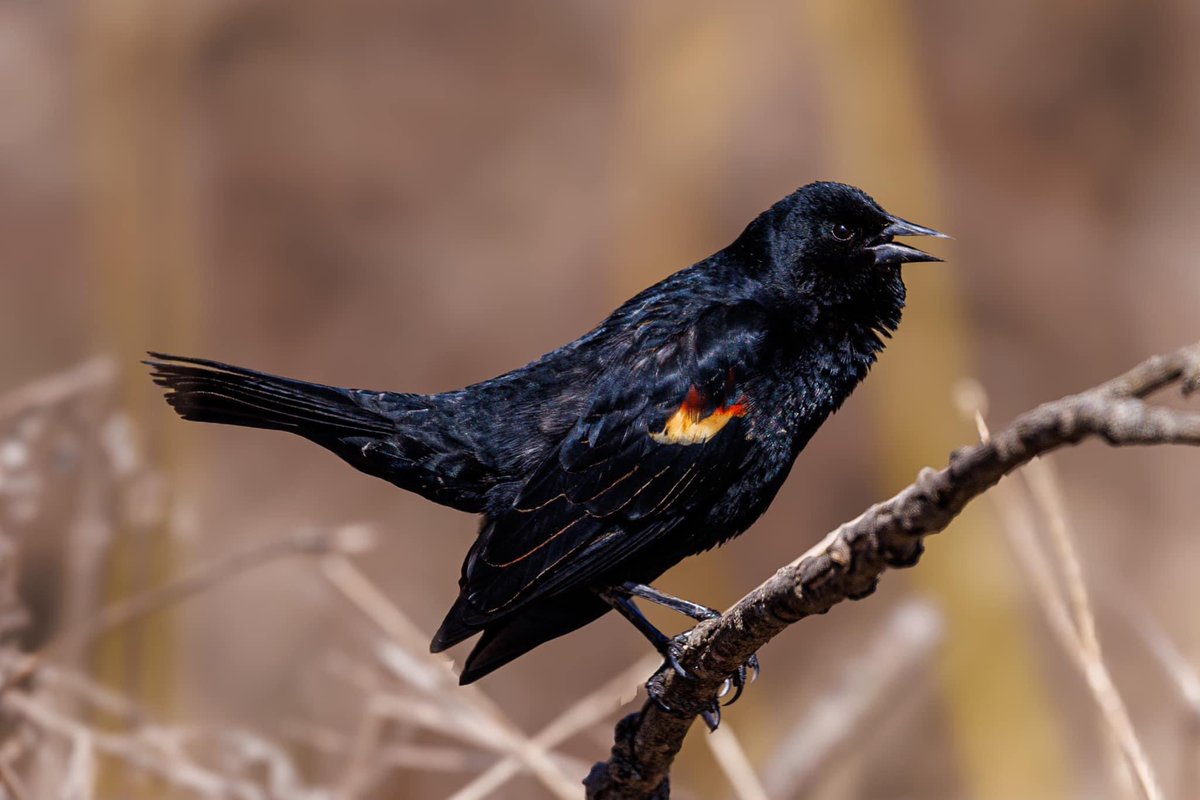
[584,341,1200,799]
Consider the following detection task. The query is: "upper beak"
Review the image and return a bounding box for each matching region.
[871,215,950,266]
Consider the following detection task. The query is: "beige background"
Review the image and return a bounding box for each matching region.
[1,1,1197,797]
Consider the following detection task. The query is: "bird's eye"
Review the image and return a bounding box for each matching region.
[831,223,854,242]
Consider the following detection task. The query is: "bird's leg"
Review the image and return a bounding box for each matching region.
[599,589,689,678]
[615,582,721,622]
[616,584,760,692]
[603,583,761,730]
[601,588,713,723]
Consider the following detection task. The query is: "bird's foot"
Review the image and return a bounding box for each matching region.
[645,632,761,732]
[716,652,760,707]
[662,628,693,678]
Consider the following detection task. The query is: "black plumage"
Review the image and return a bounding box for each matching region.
[147,181,946,689]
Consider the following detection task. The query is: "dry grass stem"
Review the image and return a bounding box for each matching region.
[0,359,116,422]
[5,691,326,800]
[47,526,371,661]
[318,554,582,799]
[447,654,659,800]
[971,393,1163,800]
[758,601,943,798]
[703,724,769,800]
[1111,596,1200,798]
[0,751,29,800]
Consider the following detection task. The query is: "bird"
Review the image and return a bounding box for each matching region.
[146,181,946,724]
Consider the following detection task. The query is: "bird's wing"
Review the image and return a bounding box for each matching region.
[456,302,770,624]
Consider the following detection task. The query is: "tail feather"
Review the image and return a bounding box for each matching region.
[146,353,494,512]
[146,353,393,438]
[439,593,610,685]
[430,594,479,653]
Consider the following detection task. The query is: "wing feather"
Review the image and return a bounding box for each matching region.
[456,302,770,623]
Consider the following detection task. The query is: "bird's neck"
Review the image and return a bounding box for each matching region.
[776,278,906,423]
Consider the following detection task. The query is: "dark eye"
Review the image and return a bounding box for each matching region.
[831,223,854,242]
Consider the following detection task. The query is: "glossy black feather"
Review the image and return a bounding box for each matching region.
[146,354,499,512]
[147,181,939,683]
[446,303,767,628]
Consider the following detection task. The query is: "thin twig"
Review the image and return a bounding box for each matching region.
[1113,598,1200,718]
[0,750,29,800]
[333,692,387,800]
[586,341,1200,799]
[1107,592,1200,800]
[968,386,1163,800]
[0,359,115,421]
[36,663,147,725]
[4,693,271,800]
[951,386,1194,800]
[704,724,769,800]
[286,721,491,772]
[758,601,943,798]
[48,525,369,659]
[447,654,659,800]
[318,554,581,800]
[61,727,96,800]
[1021,457,1162,800]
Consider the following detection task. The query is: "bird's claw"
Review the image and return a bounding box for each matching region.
[720,652,760,707]
[647,678,723,731]
[712,654,759,706]
[661,630,692,679]
[644,643,762,731]
[646,675,670,712]
[747,653,761,683]
[665,649,690,679]
[645,631,693,711]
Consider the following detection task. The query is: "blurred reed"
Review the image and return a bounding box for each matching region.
[79,3,203,797]
[609,5,768,795]
[802,2,1071,797]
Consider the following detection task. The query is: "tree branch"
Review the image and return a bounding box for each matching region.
[584,341,1200,799]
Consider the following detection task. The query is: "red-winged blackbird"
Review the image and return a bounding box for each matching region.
[147,181,945,715]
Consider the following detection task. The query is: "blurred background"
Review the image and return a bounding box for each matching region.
[1,0,1198,798]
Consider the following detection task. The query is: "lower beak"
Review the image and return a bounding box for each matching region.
[872,215,949,266]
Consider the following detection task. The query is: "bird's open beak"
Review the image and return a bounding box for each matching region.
[871,215,950,266]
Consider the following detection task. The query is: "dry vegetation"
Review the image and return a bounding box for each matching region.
[0,348,1196,799]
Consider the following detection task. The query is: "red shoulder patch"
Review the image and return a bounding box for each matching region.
[650,387,747,446]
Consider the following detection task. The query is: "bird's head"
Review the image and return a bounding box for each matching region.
[739,181,948,313]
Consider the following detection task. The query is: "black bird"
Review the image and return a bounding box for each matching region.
[147,181,945,720]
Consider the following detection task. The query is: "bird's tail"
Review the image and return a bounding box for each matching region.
[146,353,395,439]
[146,353,494,512]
